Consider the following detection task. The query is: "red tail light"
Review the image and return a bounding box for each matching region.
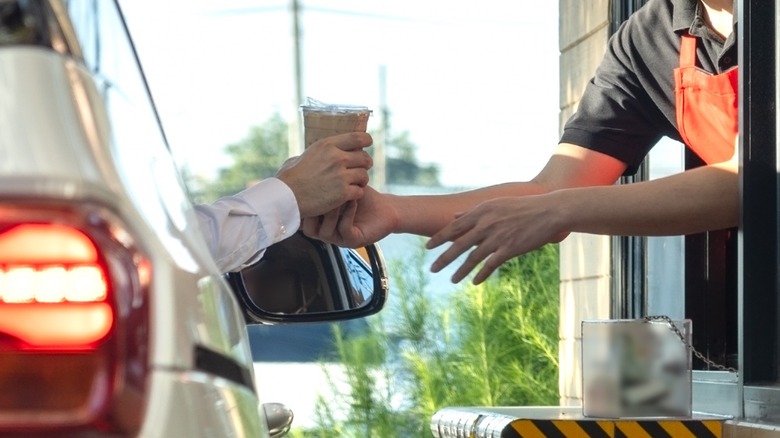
[0,203,150,436]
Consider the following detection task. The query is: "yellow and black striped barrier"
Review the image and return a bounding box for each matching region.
[508,418,722,438]
[430,407,726,438]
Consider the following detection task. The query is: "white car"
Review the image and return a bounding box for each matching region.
[0,1,387,437]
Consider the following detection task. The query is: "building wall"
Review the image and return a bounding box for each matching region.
[557,0,612,407]
[555,3,780,435]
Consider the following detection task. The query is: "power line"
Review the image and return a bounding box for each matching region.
[201,4,529,27]
[197,5,287,16]
[303,6,526,27]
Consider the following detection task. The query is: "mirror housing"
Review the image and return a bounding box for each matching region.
[225,232,388,324]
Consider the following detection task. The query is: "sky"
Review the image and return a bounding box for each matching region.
[120,0,560,189]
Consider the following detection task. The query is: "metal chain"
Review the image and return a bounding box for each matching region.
[644,315,738,373]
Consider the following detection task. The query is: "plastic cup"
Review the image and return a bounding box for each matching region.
[300,98,372,148]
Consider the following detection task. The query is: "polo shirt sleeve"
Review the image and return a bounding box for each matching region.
[560,10,678,176]
[194,177,300,272]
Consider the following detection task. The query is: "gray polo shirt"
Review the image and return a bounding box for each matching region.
[559,0,738,174]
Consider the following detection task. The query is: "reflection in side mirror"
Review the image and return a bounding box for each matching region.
[225,232,388,324]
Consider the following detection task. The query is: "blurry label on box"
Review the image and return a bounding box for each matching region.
[581,319,692,418]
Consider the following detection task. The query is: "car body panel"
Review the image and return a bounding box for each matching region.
[0,11,267,435]
[141,370,268,438]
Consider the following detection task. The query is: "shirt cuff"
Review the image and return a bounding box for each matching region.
[235,177,301,262]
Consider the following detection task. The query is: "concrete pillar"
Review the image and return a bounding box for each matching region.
[557,0,612,407]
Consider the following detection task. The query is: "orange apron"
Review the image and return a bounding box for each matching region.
[674,34,739,163]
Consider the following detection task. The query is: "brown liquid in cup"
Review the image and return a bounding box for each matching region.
[302,110,371,148]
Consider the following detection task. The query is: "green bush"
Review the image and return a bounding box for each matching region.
[296,241,560,438]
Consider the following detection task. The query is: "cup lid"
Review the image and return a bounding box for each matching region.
[300,97,372,114]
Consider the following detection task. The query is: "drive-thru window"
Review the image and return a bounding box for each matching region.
[430,1,780,436]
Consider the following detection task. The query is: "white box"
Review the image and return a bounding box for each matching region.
[581,319,692,418]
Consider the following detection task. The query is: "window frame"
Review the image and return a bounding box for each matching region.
[609,0,650,321]
[738,0,779,422]
[611,0,780,421]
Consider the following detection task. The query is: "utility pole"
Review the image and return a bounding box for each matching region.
[375,65,388,189]
[289,0,304,156]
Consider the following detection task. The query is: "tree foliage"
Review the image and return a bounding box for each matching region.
[294,242,560,437]
[384,131,440,187]
[190,113,290,203]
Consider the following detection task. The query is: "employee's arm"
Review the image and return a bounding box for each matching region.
[427,145,738,284]
[304,143,628,246]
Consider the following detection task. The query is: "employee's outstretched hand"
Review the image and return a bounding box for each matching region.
[276,132,373,218]
[301,186,400,248]
[426,194,569,285]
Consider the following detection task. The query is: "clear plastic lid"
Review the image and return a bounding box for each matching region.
[300,97,372,114]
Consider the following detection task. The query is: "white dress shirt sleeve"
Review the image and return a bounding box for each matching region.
[194,177,300,272]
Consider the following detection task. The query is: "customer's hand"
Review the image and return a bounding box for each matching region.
[276,132,373,218]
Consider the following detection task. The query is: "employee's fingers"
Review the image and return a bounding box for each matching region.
[431,230,503,284]
[426,212,468,250]
[453,243,503,285]
[471,252,508,285]
[429,229,477,274]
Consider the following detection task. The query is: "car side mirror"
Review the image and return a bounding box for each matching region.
[225,232,388,324]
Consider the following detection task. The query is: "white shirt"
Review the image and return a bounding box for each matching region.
[194,177,300,272]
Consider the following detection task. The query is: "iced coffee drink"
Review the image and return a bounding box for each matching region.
[301,97,372,148]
